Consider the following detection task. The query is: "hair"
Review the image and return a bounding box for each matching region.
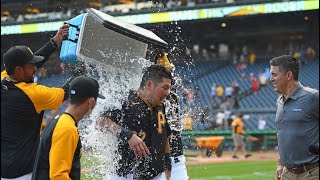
[5,63,24,75]
[140,65,172,88]
[69,96,97,106]
[5,66,15,75]
[269,55,300,81]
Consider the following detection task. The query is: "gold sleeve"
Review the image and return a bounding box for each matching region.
[49,126,78,180]
[16,82,65,113]
[1,70,8,80]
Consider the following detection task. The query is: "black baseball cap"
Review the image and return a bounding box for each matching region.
[69,76,105,100]
[3,46,45,71]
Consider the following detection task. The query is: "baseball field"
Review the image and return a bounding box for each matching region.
[186,150,276,180]
[187,161,275,180]
[81,151,277,180]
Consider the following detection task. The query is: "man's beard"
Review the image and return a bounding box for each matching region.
[26,77,34,83]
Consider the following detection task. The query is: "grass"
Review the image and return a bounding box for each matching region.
[80,151,276,180]
[81,153,104,180]
[187,161,275,180]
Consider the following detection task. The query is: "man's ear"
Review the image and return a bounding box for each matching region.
[13,66,24,76]
[88,97,95,106]
[15,66,23,73]
[146,80,154,90]
[286,71,293,80]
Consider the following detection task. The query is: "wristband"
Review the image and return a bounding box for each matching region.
[50,38,59,49]
[118,128,134,141]
[165,154,172,171]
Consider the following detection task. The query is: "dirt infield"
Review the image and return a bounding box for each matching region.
[186,151,278,166]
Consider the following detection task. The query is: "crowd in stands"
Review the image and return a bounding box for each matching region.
[33,51,76,82]
[286,43,318,66]
[180,41,318,131]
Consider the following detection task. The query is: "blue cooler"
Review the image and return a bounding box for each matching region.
[59,14,86,63]
[60,8,168,67]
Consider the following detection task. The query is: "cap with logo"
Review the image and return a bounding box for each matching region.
[69,75,105,100]
[3,46,45,71]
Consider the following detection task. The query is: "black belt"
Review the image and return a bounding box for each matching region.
[286,162,319,174]
[173,157,180,163]
[172,152,183,157]
[171,152,183,163]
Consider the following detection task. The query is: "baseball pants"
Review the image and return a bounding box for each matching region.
[170,155,189,180]
[106,172,166,180]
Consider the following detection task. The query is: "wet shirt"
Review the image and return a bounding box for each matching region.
[1,71,64,178]
[276,83,319,168]
[106,90,171,179]
[32,113,82,180]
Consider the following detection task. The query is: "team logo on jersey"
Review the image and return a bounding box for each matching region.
[133,131,146,140]
[291,108,303,112]
[157,111,166,134]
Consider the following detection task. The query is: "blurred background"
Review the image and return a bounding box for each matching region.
[1,0,319,155]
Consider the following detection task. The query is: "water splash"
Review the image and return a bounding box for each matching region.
[77,54,152,178]
[73,19,201,178]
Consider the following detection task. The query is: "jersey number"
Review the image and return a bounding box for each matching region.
[133,111,166,138]
[133,131,146,141]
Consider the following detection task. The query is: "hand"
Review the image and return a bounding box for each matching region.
[95,117,119,134]
[72,63,86,77]
[128,134,150,158]
[95,118,105,132]
[52,24,70,46]
[95,118,110,132]
[165,170,171,180]
[275,164,283,180]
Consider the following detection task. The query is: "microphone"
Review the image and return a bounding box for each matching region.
[308,144,319,155]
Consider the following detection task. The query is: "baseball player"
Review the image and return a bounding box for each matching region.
[100,65,173,180]
[31,76,105,180]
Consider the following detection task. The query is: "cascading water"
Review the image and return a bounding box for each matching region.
[65,15,197,179]
[77,54,152,179]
